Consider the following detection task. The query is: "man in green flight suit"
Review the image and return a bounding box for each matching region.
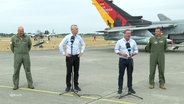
[10,26,34,90]
[147,27,167,89]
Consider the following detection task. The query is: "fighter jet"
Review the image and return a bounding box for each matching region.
[27,29,58,41]
[47,29,57,37]
[25,30,44,40]
[92,0,184,50]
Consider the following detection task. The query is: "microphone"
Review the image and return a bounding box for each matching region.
[126,42,131,57]
[71,36,75,44]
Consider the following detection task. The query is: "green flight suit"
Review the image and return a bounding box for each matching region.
[10,34,33,87]
[147,36,167,85]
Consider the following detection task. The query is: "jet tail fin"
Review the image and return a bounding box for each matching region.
[92,0,152,28]
[157,13,171,21]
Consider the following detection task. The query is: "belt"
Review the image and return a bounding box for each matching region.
[119,58,132,60]
[71,54,79,57]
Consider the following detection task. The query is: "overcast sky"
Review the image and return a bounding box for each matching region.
[0,0,184,33]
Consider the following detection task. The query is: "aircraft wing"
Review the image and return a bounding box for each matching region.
[26,33,35,37]
[97,24,176,44]
[100,24,176,33]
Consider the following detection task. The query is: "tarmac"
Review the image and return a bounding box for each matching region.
[0,46,184,104]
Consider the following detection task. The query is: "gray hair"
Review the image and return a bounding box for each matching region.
[71,24,78,30]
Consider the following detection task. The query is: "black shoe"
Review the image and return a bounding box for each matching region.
[128,88,136,94]
[74,86,81,91]
[65,87,70,92]
[28,85,35,89]
[117,89,122,94]
[13,86,19,90]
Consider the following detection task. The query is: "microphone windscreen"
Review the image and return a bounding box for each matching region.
[126,42,130,48]
[126,42,131,51]
[71,36,75,44]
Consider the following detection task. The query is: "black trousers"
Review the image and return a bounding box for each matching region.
[118,58,134,90]
[66,55,80,87]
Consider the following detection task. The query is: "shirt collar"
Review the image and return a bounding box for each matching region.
[16,34,25,38]
[123,38,130,43]
[70,33,78,37]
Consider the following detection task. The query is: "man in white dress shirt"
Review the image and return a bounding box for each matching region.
[114,29,138,94]
[59,25,85,92]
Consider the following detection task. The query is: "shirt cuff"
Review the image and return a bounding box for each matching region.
[81,50,84,53]
[134,51,138,54]
[115,50,120,54]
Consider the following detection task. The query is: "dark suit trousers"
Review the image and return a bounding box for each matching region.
[118,58,134,90]
[66,55,80,87]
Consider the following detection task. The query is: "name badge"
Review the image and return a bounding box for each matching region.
[159,41,163,44]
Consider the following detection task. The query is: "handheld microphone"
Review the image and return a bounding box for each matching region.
[71,36,75,44]
[126,42,131,57]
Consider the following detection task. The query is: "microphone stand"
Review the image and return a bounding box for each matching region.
[119,49,143,100]
[119,90,143,99]
[59,42,80,97]
[70,43,80,97]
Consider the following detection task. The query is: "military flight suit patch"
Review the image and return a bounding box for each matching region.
[154,41,158,44]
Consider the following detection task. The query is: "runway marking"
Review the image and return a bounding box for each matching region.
[0,85,135,104]
[0,39,10,41]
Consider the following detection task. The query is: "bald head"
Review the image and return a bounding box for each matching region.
[17,26,24,37]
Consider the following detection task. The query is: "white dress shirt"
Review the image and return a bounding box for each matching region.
[114,38,138,59]
[59,34,85,55]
